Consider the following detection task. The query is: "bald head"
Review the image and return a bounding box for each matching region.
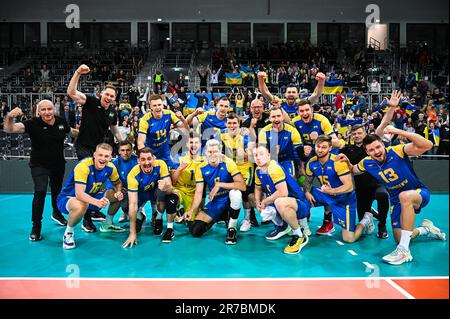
[37,99,56,124]
[37,99,55,111]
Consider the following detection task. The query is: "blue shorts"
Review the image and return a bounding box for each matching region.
[271,198,310,220]
[279,160,295,177]
[203,195,230,222]
[311,188,357,232]
[390,187,430,229]
[57,195,73,215]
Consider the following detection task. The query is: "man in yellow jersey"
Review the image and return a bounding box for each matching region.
[171,132,206,222]
[219,112,256,232]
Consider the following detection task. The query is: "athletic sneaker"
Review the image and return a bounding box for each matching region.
[265,223,292,240]
[63,232,75,249]
[377,223,389,239]
[239,220,251,232]
[382,246,413,265]
[301,225,312,237]
[154,219,163,236]
[316,220,334,235]
[363,212,375,235]
[284,235,309,254]
[225,227,237,245]
[162,228,175,243]
[175,208,185,224]
[420,219,446,241]
[136,214,146,233]
[29,224,42,241]
[261,218,272,225]
[118,212,128,223]
[51,212,67,226]
[249,210,259,227]
[99,224,126,233]
[82,215,97,233]
[90,210,106,222]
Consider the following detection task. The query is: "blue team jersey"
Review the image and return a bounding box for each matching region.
[306,154,351,189]
[292,113,335,147]
[258,123,303,163]
[111,154,138,189]
[255,160,307,201]
[196,111,227,142]
[138,110,180,158]
[357,144,427,201]
[281,101,299,119]
[58,158,120,198]
[195,157,241,198]
[127,160,170,194]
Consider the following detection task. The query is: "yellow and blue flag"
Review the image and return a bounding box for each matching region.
[323,80,344,94]
[225,72,243,85]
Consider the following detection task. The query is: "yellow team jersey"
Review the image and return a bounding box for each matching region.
[173,155,206,194]
[292,113,334,146]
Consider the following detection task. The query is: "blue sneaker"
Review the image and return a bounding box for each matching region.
[265,223,292,240]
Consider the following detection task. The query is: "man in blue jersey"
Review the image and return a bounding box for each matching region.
[137,94,188,169]
[58,143,125,249]
[339,124,447,265]
[258,106,308,177]
[190,96,230,146]
[254,145,311,254]
[106,141,139,224]
[122,147,178,247]
[182,139,246,245]
[303,135,375,243]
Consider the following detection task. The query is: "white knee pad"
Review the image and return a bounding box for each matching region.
[229,189,242,210]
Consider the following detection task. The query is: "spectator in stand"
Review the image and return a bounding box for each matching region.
[404,118,416,133]
[369,79,381,94]
[437,123,449,156]
[334,92,345,110]
[62,104,76,129]
[414,113,428,137]
[197,65,209,92]
[432,88,446,111]
[127,85,140,107]
[40,64,50,84]
[210,65,222,92]
[153,70,164,93]
[118,98,132,123]
[175,73,186,88]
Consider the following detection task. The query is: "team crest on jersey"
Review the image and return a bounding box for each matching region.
[205,171,210,175]
[284,137,288,140]
[313,126,318,129]
[58,125,64,130]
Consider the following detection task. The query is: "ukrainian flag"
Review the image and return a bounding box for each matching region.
[225,72,243,85]
[323,80,344,94]
[431,128,440,146]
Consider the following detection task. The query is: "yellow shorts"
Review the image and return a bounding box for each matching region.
[173,187,198,220]
[237,164,255,187]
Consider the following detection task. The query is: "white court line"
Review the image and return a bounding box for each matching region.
[363,262,374,269]
[385,278,415,299]
[1,276,447,281]
[336,240,344,246]
[347,250,358,256]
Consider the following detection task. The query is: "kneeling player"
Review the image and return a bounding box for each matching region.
[304,135,374,243]
[58,143,124,249]
[122,147,178,247]
[254,145,311,254]
[183,139,246,244]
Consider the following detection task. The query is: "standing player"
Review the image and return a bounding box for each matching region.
[303,135,375,243]
[258,71,325,119]
[170,132,206,222]
[122,147,178,247]
[58,143,125,249]
[292,101,344,235]
[339,125,446,265]
[190,96,230,145]
[183,139,246,244]
[220,113,256,232]
[254,146,311,254]
[138,94,188,169]
[258,106,307,177]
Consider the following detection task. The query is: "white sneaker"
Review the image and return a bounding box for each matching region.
[118,212,128,223]
[240,220,251,232]
[63,232,76,250]
[363,212,375,235]
[420,219,446,241]
[382,246,413,265]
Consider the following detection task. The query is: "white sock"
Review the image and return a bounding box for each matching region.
[417,226,429,236]
[298,218,308,229]
[167,222,174,229]
[104,215,113,225]
[65,225,74,234]
[399,230,413,251]
[244,209,251,221]
[292,227,304,238]
[228,218,238,229]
